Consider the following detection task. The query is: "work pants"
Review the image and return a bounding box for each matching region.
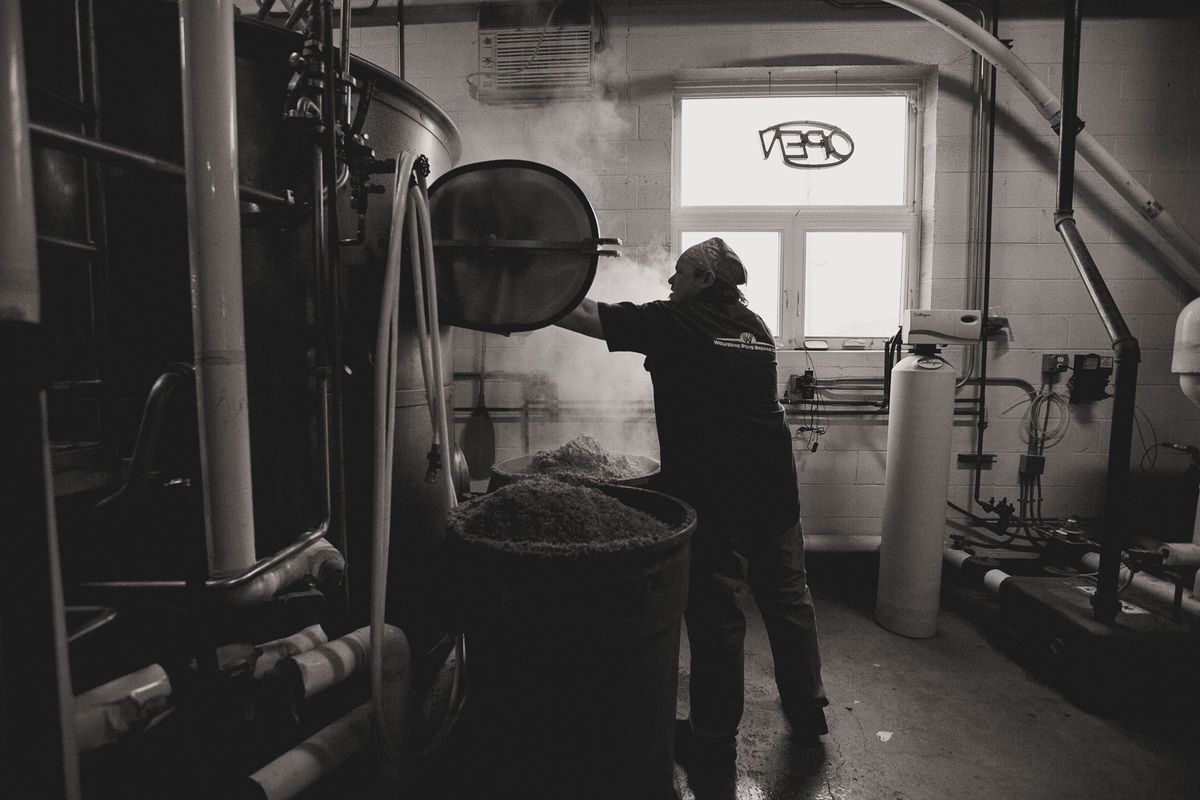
[685,517,827,740]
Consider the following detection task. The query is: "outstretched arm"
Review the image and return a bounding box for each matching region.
[554,298,604,340]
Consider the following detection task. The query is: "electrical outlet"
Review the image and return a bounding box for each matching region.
[1042,353,1069,374]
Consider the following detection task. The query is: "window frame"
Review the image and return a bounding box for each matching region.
[672,69,925,350]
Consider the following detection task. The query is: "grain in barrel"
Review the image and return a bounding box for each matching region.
[447,476,674,556]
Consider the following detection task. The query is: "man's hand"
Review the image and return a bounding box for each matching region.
[555,298,604,340]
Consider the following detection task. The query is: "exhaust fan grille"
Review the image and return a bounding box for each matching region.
[477,25,594,102]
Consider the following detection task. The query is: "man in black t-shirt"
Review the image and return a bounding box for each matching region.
[556,237,829,780]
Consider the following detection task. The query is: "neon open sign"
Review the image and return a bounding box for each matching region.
[759,120,855,169]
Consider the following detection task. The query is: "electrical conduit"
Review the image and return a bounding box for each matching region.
[881,0,1200,290]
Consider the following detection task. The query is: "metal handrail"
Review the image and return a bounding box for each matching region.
[29,123,293,209]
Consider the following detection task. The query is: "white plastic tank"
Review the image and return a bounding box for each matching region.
[876,352,957,638]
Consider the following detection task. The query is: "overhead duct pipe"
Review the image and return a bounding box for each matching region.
[178,0,257,575]
[881,0,1200,290]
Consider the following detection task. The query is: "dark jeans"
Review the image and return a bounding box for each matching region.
[685,517,827,739]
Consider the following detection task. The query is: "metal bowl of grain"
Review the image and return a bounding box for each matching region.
[488,434,660,491]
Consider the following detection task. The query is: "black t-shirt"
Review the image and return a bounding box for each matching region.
[597,299,800,537]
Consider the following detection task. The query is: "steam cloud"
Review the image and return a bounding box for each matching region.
[456,71,675,460]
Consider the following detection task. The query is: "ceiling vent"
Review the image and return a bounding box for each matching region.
[474,3,595,104]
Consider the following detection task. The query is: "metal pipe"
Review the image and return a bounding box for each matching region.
[1,7,40,322]
[1050,0,1138,623]
[285,0,315,30]
[219,538,343,606]
[1057,219,1131,343]
[65,606,118,643]
[178,0,257,575]
[971,1,999,509]
[94,364,192,510]
[28,123,292,209]
[0,1,81,795]
[36,233,101,255]
[314,0,351,588]
[204,519,332,591]
[340,0,353,126]
[881,0,1200,290]
[1055,0,1081,215]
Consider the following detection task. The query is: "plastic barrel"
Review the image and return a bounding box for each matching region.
[486,452,661,492]
[447,484,695,800]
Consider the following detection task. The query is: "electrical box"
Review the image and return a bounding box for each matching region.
[786,371,816,401]
[1068,353,1113,404]
[1042,353,1070,374]
[1019,454,1046,475]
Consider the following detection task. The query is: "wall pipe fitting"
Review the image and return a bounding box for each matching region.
[0,2,82,796]
[178,0,257,575]
[881,0,1200,290]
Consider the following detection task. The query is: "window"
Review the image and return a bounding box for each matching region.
[673,71,923,349]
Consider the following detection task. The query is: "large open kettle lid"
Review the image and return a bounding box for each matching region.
[428,159,618,333]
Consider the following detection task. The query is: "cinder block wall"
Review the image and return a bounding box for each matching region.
[345,2,1200,543]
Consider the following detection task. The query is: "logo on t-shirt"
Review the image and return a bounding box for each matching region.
[714,332,774,352]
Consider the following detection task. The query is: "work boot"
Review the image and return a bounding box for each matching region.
[782,702,828,749]
[673,719,736,799]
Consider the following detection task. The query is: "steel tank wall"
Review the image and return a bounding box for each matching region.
[45,0,460,614]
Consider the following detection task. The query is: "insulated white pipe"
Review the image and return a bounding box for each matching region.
[291,625,409,709]
[943,547,1012,595]
[179,0,257,574]
[74,664,172,754]
[882,0,1200,291]
[253,624,328,679]
[805,534,881,553]
[247,703,373,800]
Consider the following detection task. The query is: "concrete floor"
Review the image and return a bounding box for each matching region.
[674,554,1200,800]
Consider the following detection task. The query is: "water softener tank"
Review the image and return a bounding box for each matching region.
[876,352,957,638]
